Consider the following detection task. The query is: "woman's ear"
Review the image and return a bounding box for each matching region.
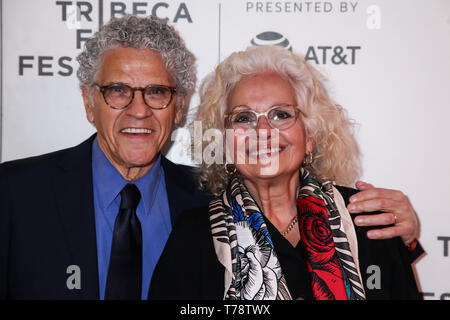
[306,137,315,155]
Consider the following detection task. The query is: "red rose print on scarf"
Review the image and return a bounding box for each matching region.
[297,196,348,300]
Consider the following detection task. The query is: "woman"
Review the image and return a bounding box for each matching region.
[149,46,421,300]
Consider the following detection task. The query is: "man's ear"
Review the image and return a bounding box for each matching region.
[174,98,185,125]
[82,85,95,125]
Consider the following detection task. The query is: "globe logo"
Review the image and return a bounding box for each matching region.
[250,31,292,51]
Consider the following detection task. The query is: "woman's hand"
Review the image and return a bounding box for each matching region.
[346,181,420,246]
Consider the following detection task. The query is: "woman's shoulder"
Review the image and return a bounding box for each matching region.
[333,184,398,249]
[334,185,358,205]
[334,184,384,224]
[333,186,420,299]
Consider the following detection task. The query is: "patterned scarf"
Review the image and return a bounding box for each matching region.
[209,167,366,300]
[298,195,348,299]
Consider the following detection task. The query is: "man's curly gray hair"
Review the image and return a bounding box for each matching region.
[76,14,196,105]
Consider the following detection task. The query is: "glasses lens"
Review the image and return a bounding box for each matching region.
[229,111,257,129]
[144,86,173,109]
[268,106,296,129]
[103,84,132,109]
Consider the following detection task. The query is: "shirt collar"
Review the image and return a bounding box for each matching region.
[92,137,163,216]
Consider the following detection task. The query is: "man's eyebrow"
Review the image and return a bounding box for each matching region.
[100,81,130,86]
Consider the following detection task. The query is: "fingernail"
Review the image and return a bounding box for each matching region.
[350,196,358,203]
[355,217,364,225]
[348,204,356,211]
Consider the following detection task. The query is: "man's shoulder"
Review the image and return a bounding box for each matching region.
[161,157,213,220]
[0,135,95,180]
[161,157,197,176]
[161,157,205,193]
[1,148,67,173]
[0,150,66,183]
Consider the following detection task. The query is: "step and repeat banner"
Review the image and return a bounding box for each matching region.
[2,0,450,298]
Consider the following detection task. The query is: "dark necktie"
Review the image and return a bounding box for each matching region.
[105,183,142,300]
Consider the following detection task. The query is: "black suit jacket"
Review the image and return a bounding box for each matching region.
[0,134,211,299]
[149,186,421,300]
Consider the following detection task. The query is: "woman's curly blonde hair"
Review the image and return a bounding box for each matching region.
[195,46,361,196]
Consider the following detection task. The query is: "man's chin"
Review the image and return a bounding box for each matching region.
[117,152,159,173]
[124,157,158,169]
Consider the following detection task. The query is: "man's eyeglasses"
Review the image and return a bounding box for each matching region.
[93,83,177,110]
[225,105,304,130]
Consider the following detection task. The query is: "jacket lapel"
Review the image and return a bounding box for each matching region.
[52,134,99,299]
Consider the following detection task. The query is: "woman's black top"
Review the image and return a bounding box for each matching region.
[148,186,421,300]
[263,216,313,300]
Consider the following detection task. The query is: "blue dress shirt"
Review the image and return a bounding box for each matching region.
[91,137,172,299]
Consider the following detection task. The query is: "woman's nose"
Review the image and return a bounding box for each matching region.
[255,115,272,130]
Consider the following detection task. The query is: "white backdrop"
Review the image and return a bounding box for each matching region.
[2,0,450,299]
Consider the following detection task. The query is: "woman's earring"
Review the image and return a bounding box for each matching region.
[303,152,313,166]
[224,162,237,175]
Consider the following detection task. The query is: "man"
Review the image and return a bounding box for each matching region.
[0,15,209,300]
[0,15,421,300]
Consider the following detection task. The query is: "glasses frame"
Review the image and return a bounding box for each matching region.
[93,83,177,110]
[225,105,305,130]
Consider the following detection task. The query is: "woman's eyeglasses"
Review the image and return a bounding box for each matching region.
[225,105,304,130]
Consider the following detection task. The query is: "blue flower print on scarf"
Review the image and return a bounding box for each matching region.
[231,198,274,248]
